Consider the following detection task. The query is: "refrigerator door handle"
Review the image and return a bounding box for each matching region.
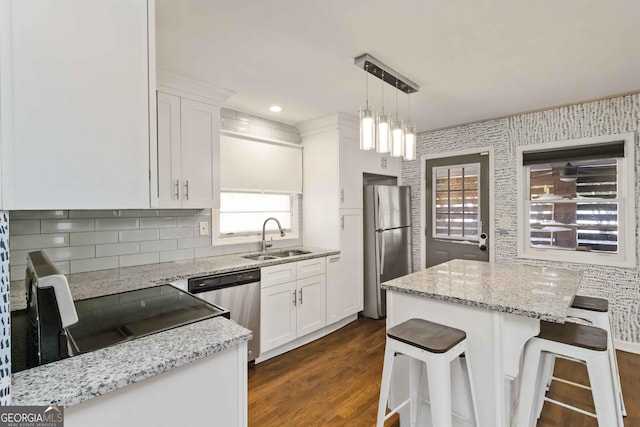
[379,231,385,277]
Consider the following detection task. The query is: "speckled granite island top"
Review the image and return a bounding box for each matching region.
[12,317,251,406]
[381,259,583,322]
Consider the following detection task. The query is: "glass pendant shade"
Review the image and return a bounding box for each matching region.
[376,112,391,153]
[403,123,417,161]
[359,107,376,150]
[390,117,404,157]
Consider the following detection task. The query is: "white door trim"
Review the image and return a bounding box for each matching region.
[419,146,495,270]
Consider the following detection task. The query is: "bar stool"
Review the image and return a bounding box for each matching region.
[539,296,625,418]
[376,318,479,427]
[517,321,622,427]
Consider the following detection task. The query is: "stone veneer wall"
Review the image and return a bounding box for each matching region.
[403,93,640,343]
[0,212,9,404]
[9,109,303,283]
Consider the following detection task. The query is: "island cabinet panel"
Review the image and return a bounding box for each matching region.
[2,0,153,209]
[260,258,327,353]
[65,342,248,427]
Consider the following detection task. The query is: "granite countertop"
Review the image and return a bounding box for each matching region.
[11,246,339,311]
[10,245,337,406]
[381,259,583,322]
[11,317,251,406]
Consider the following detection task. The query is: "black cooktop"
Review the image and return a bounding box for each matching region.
[12,285,229,373]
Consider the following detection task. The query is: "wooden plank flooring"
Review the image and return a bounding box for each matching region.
[248,316,639,426]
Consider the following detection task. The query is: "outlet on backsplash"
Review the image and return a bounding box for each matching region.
[199,222,209,236]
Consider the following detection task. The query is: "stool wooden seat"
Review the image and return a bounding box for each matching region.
[518,320,622,427]
[571,295,608,312]
[387,318,467,353]
[377,318,478,427]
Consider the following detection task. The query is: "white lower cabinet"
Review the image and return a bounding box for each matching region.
[260,258,327,354]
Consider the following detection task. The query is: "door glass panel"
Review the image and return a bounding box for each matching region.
[432,163,481,240]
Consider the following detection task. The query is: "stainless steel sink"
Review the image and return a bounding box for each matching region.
[242,254,280,261]
[242,249,311,261]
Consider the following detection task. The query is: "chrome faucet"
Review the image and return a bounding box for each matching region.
[261,217,286,252]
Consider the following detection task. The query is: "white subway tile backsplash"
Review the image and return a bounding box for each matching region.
[10,249,31,266]
[140,217,177,229]
[176,216,211,227]
[156,209,195,217]
[96,242,140,257]
[159,227,194,239]
[270,127,301,143]
[10,220,40,235]
[11,234,68,250]
[41,246,95,261]
[117,210,160,218]
[41,219,94,233]
[10,264,26,282]
[192,209,212,217]
[70,231,118,246]
[70,257,118,274]
[194,246,224,258]
[160,248,194,263]
[140,239,177,253]
[118,229,159,242]
[95,218,139,231]
[10,210,68,220]
[178,236,210,249]
[119,252,159,268]
[69,210,118,219]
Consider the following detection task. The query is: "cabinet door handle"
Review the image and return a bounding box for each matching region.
[329,256,340,263]
[341,216,345,230]
[299,288,303,305]
[175,180,180,200]
[340,188,344,203]
[293,289,297,307]
[184,180,189,200]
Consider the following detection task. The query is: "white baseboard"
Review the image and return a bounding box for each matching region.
[614,338,640,355]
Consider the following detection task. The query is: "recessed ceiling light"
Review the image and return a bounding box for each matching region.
[269,105,283,113]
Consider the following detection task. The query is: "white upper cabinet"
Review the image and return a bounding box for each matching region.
[154,72,232,209]
[1,0,154,209]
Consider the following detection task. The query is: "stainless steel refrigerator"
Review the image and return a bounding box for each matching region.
[363,185,413,319]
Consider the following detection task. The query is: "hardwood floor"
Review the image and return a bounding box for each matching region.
[248,316,639,426]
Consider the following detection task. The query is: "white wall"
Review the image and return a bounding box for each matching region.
[403,93,640,344]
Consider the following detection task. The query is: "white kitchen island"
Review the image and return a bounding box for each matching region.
[381,259,583,427]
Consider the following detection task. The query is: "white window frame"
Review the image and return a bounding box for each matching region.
[212,191,300,246]
[516,132,636,268]
[431,162,482,242]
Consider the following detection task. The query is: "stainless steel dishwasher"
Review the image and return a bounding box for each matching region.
[173,268,260,363]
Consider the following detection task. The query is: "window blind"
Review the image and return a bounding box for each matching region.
[220,134,302,193]
[522,141,624,165]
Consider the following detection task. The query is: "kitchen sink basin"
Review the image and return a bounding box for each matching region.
[243,254,280,261]
[242,249,311,261]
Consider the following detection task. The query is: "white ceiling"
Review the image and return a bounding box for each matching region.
[156,0,640,132]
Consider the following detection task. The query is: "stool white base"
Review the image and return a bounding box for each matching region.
[377,338,479,427]
[518,338,623,427]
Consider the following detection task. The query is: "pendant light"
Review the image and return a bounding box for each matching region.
[359,63,375,150]
[403,92,417,161]
[354,54,419,159]
[376,71,391,154]
[390,79,405,157]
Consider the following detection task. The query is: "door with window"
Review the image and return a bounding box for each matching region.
[425,153,490,267]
